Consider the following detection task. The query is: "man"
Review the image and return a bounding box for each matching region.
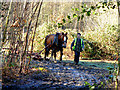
[71,33,84,65]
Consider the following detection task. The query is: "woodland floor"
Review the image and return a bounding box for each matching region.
[2,59,120,90]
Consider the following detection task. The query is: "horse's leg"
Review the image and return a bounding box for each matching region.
[44,48,47,60]
[60,48,63,61]
[54,51,56,61]
[44,48,49,60]
[50,49,54,61]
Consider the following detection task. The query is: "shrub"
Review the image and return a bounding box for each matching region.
[81,25,118,59]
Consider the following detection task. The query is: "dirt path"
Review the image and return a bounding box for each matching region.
[2,59,111,89]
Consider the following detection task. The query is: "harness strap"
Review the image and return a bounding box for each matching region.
[53,33,59,45]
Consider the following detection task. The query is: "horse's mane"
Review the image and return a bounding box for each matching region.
[44,33,61,46]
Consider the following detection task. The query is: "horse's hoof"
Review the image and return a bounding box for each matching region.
[43,57,46,60]
[46,58,50,61]
[59,60,63,63]
[54,61,57,63]
[60,60,62,62]
[50,57,53,61]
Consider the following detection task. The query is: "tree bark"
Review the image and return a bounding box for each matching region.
[19,2,39,73]
[27,0,43,72]
[2,0,13,45]
[117,0,120,75]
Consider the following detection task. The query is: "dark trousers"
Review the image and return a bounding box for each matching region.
[74,51,80,64]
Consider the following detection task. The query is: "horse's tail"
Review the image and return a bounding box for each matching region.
[44,35,48,46]
[44,39,47,46]
[44,35,50,57]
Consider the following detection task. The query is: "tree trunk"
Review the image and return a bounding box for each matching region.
[117,1,120,75]
[19,2,39,73]
[27,0,43,72]
[79,0,84,32]
[74,19,78,32]
[2,0,13,45]
[115,1,120,89]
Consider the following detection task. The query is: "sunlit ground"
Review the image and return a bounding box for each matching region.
[62,59,117,70]
[40,52,117,71]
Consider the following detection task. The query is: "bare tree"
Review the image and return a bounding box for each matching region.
[19,2,40,73]
[27,0,43,72]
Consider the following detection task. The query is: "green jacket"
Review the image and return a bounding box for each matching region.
[71,38,84,52]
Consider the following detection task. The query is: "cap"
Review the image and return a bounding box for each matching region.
[77,33,81,35]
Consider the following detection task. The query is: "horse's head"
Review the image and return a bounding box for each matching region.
[59,32,68,48]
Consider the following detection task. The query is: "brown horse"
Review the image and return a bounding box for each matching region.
[44,32,68,61]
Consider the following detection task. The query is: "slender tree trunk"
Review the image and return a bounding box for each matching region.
[117,0,120,75]
[18,2,29,74]
[27,0,43,72]
[79,1,84,32]
[74,19,78,31]
[19,2,39,73]
[114,1,120,89]
[22,0,28,39]
[3,0,13,68]
[2,0,13,46]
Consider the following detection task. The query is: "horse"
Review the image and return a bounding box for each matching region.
[44,32,68,61]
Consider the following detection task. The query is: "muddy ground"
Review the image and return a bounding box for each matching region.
[2,59,117,89]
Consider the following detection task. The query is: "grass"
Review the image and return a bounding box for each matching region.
[62,59,117,71]
[40,53,117,71]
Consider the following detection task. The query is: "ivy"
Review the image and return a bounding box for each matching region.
[56,1,117,29]
[91,6,95,10]
[81,15,84,20]
[82,8,86,13]
[87,11,91,16]
[77,16,80,21]
[73,14,77,18]
[67,15,71,19]
[75,8,79,11]
[62,19,66,23]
